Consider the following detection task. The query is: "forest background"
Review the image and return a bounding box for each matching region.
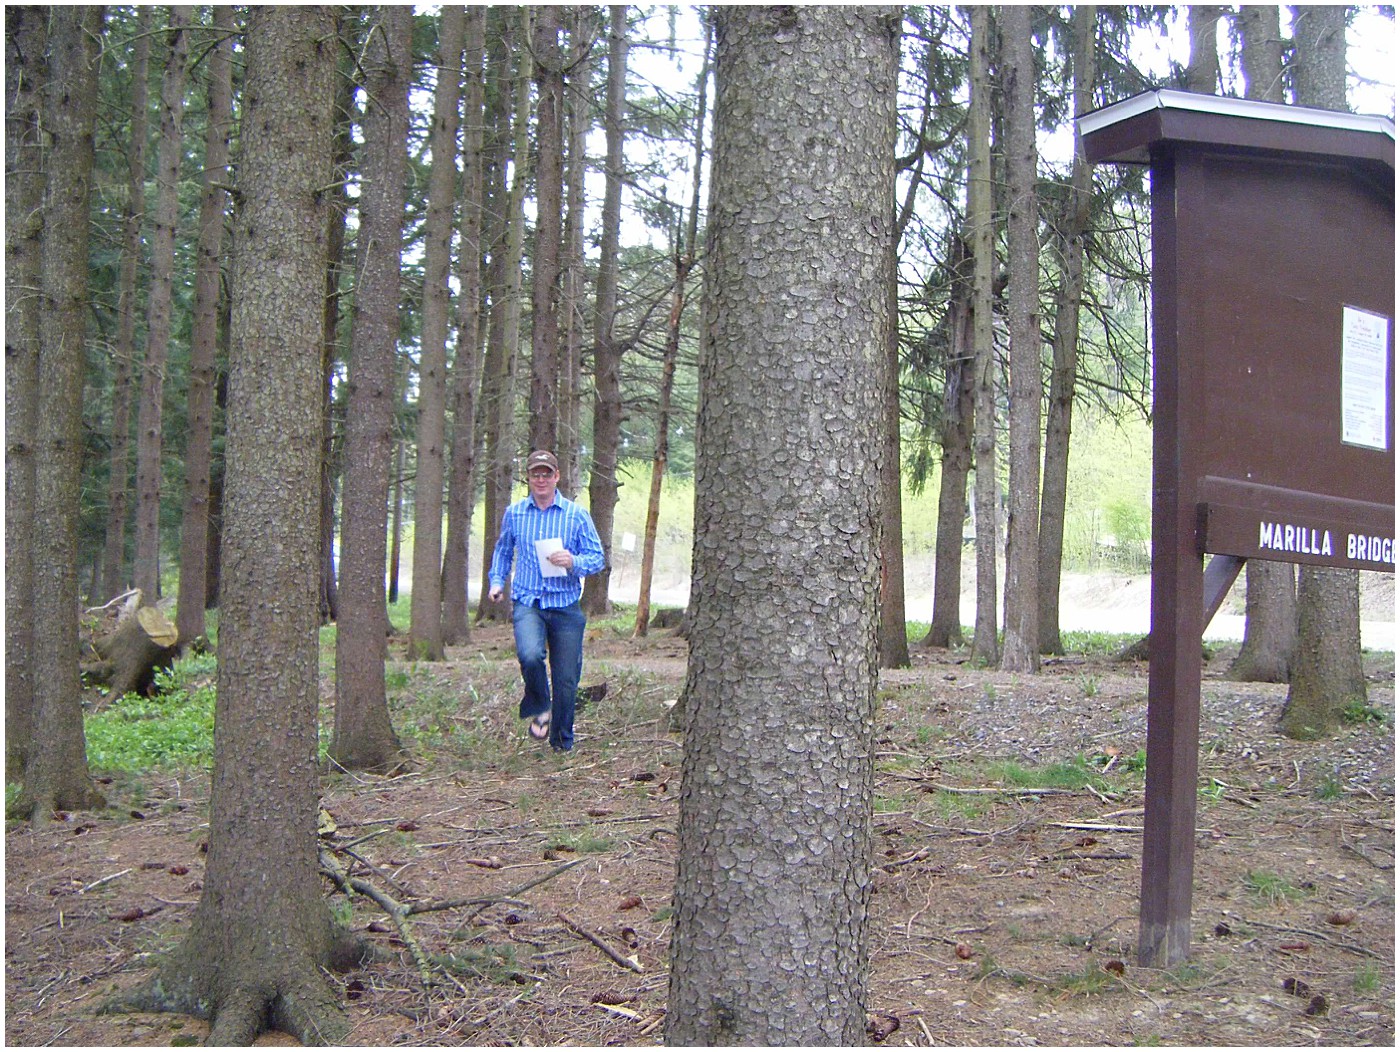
[13,4,1396,633]
[5,5,1396,1045]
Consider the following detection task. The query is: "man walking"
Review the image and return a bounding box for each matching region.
[488,451,606,751]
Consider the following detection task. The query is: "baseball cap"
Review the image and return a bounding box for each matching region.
[526,450,558,472]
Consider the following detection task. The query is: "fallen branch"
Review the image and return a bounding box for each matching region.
[318,847,435,986]
[557,911,644,973]
[407,856,584,917]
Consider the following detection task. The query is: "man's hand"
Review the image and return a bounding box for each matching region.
[489,585,504,603]
[547,549,575,571]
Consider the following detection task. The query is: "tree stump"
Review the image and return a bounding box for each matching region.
[94,605,180,704]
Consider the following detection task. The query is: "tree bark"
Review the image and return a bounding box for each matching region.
[999,4,1041,674]
[1289,6,1348,109]
[103,11,364,1042]
[582,5,630,617]
[176,6,234,646]
[1281,3,1362,740]
[529,4,565,454]
[332,5,412,772]
[18,5,107,822]
[557,6,596,497]
[1228,560,1296,681]
[969,6,999,666]
[1037,4,1097,656]
[636,19,710,640]
[1282,567,1365,738]
[133,10,192,599]
[102,7,151,602]
[442,5,487,645]
[1185,6,1223,94]
[666,7,898,1044]
[409,4,466,662]
[925,236,975,649]
[1237,5,1285,104]
[5,4,48,775]
[476,11,532,623]
[95,605,181,703]
[319,19,356,626]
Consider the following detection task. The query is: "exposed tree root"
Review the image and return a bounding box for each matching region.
[99,925,367,1045]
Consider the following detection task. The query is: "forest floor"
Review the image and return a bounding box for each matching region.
[4,617,1394,1047]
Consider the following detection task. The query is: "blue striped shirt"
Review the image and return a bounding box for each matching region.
[488,491,606,608]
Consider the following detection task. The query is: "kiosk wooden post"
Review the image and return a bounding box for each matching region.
[1079,91,1394,967]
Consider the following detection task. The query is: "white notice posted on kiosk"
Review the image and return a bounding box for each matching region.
[1341,305,1390,451]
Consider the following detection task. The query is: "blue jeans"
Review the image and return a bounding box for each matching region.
[512,600,586,751]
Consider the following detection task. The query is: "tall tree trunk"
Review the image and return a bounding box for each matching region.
[877,233,911,667]
[1282,3,1363,739]
[1290,5,1348,109]
[925,236,975,649]
[176,6,234,646]
[442,5,486,645]
[332,6,411,772]
[388,438,405,606]
[133,10,192,599]
[319,19,356,626]
[477,10,533,623]
[1226,3,1312,687]
[582,5,630,617]
[1037,4,1096,656]
[558,5,595,497]
[1186,6,1223,94]
[969,5,999,666]
[1236,5,1285,104]
[529,4,564,454]
[635,18,710,639]
[5,5,48,775]
[999,4,1041,674]
[18,5,107,822]
[102,7,152,601]
[1229,561,1296,681]
[409,4,466,662]
[666,8,897,1044]
[104,13,364,1041]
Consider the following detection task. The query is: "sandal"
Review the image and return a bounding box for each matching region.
[528,714,551,740]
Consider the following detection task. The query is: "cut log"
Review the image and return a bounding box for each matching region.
[94,605,180,705]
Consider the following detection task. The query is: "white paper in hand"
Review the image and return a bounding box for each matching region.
[534,537,567,577]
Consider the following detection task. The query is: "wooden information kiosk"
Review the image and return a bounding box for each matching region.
[1078,90,1394,966]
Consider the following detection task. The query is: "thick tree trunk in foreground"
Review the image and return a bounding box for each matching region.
[19,5,107,822]
[104,10,364,1044]
[666,7,898,1044]
[5,4,47,775]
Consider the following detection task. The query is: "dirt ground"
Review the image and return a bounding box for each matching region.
[4,619,1394,1047]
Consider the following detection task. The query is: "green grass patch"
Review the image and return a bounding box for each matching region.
[1244,869,1306,907]
[84,655,218,775]
[988,756,1108,792]
[1342,699,1392,727]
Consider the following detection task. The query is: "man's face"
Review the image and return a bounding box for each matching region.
[529,465,558,501]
